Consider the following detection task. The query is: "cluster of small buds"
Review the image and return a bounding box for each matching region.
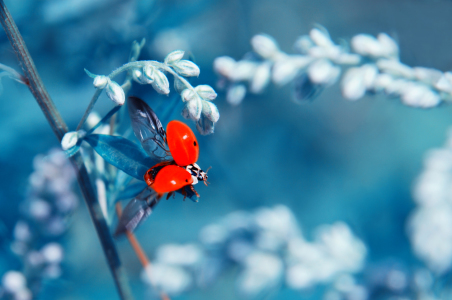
[1,149,78,299]
[214,26,451,108]
[86,72,125,105]
[132,50,218,134]
[408,127,452,274]
[142,205,366,298]
[86,49,219,135]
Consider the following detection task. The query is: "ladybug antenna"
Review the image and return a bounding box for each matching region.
[206,166,212,174]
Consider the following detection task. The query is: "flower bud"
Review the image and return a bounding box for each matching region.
[308,59,341,85]
[151,69,170,94]
[435,75,452,93]
[272,59,299,86]
[143,65,155,83]
[376,59,414,79]
[132,68,146,84]
[214,56,236,78]
[377,33,398,57]
[230,61,258,81]
[251,34,279,59]
[250,62,271,93]
[172,60,200,77]
[196,114,215,135]
[401,83,440,108]
[93,75,108,89]
[181,89,197,102]
[174,77,186,93]
[61,131,79,150]
[185,97,202,120]
[227,84,246,105]
[164,50,185,65]
[309,27,334,48]
[201,100,220,123]
[413,67,442,86]
[195,85,217,101]
[341,67,366,101]
[351,34,382,57]
[294,35,313,54]
[106,80,125,105]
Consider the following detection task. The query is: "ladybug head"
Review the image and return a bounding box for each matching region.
[185,163,210,186]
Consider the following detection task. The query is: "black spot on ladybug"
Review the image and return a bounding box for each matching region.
[185,179,188,182]
[194,141,197,146]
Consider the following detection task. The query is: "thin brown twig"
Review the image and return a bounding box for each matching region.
[115,203,171,300]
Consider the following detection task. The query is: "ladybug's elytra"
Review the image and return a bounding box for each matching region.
[114,96,209,236]
[140,107,208,198]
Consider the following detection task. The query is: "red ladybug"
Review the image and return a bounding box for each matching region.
[115,96,209,236]
[143,119,208,198]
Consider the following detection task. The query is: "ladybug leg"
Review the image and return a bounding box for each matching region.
[166,191,175,200]
[180,187,188,201]
[190,185,200,198]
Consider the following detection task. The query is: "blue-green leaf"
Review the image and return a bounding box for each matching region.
[84,134,158,180]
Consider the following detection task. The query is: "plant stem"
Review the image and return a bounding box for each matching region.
[76,89,102,131]
[0,1,133,299]
[115,203,171,300]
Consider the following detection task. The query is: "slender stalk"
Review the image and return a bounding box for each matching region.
[77,39,144,131]
[115,204,150,267]
[0,1,133,299]
[76,89,102,130]
[115,203,171,300]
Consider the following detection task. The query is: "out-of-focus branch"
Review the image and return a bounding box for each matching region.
[0,1,133,299]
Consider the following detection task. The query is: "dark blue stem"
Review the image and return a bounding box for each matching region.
[0,1,133,299]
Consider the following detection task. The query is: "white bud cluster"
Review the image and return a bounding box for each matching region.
[143,205,366,297]
[408,128,452,274]
[5,149,78,299]
[85,48,219,135]
[89,72,125,105]
[214,26,449,108]
[180,85,219,124]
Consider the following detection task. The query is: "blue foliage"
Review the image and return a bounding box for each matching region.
[84,134,157,180]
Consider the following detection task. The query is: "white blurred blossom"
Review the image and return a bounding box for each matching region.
[409,128,452,274]
[214,25,446,108]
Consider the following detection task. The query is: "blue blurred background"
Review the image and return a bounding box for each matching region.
[2,0,452,299]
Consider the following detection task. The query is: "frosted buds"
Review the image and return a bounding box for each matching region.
[163,50,200,77]
[132,65,155,85]
[61,131,86,156]
[181,84,220,124]
[183,97,202,121]
[105,80,125,105]
[61,132,79,151]
[164,50,185,65]
[251,34,280,59]
[172,60,200,77]
[93,75,108,89]
[151,69,170,94]
[351,33,399,58]
[195,85,217,101]
[86,70,125,105]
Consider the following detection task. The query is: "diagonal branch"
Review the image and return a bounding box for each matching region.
[0,1,133,299]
